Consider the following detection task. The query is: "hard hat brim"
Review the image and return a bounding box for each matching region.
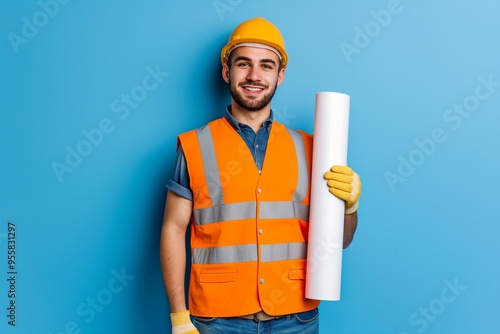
[221,38,288,68]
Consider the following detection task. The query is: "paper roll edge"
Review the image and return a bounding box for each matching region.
[315,91,351,100]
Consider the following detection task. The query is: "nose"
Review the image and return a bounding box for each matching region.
[246,66,261,82]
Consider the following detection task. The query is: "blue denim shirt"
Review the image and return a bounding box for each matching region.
[166,107,273,201]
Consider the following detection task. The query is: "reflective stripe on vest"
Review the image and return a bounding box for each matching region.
[193,201,309,226]
[286,128,309,203]
[259,201,309,222]
[196,124,225,206]
[193,201,257,226]
[192,124,309,226]
[192,242,307,264]
[193,244,258,264]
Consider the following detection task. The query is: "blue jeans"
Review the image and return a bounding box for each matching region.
[192,308,319,334]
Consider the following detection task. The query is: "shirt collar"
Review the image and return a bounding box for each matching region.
[224,106,274,133]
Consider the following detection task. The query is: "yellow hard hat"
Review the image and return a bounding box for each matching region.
[220,17,288,68]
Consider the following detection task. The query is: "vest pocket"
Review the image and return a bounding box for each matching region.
[199,271,236,283]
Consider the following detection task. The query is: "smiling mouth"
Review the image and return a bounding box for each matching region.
[245,87,262,92]
[242,85,266,94]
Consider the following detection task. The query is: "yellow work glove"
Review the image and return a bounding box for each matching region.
[324,165,361,214]
[170,310,199,334]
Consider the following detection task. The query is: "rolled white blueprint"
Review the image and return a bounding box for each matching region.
[305,92,350,301]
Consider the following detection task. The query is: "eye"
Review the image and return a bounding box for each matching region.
[237,62,249,68]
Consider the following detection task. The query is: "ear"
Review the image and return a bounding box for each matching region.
[222,63,230,83]
[276,68,285,87]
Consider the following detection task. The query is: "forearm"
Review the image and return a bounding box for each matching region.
[160,223,188,312]
[343,211,357,249]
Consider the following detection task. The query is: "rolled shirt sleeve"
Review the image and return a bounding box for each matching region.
[166,145,193,201]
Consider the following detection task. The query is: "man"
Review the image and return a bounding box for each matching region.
[160,17,361,334]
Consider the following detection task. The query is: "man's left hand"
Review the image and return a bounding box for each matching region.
[324,165,361,214]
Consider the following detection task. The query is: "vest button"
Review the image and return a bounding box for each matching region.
[259,229,263,235]
[257,188,262,194]
[260,278,265,284]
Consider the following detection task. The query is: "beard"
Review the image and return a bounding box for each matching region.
[229,78,278,112]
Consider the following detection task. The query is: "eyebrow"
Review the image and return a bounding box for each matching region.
[233,56,277,66]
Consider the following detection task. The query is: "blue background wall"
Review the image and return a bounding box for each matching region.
[1,1,499,333]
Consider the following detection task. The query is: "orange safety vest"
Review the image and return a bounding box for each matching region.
[178,117,320,317]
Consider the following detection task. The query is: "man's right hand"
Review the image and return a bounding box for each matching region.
[170,310,200,334]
